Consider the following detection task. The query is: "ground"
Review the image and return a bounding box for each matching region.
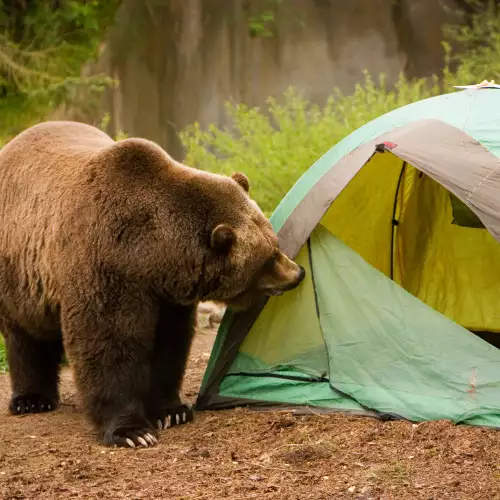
[1,322,500,500]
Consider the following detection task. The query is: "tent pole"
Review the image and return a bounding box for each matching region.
[390,162,406,280]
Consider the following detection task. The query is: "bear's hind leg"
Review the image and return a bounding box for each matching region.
[61,288,159,448]
[4,325,63,415]
[147,302,196,431]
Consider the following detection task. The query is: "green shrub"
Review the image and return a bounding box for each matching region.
[0,336,6,373]
[444,0,500,84]
[180,72,443,215]
[0,1,120,145]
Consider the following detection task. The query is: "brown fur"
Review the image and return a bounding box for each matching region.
[0,121,305,447]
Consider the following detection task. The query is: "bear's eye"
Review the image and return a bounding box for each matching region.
[261,251,278,272]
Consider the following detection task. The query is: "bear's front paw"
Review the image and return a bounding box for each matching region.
[104,427,159,448]
[155,404,194,431]
[9,394,57,415]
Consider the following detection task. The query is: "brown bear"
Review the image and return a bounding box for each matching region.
[0,121,305,448]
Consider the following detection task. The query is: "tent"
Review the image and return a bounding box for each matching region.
[195,88,500,428]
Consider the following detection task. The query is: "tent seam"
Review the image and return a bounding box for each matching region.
[465,163,500,204]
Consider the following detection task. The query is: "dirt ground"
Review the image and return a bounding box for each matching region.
[2,323,500,500]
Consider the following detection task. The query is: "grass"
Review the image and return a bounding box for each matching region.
[372,460,412,487]
[0,336,7,373]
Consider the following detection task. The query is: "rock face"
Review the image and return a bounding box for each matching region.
[83,0,461,158]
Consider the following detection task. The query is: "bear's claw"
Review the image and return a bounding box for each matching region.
[9,394,57,415]
[109,428,158,448]
[155,404,194,430]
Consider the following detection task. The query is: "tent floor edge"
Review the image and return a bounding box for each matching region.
[194,396,500,430]
[194,394,386,420]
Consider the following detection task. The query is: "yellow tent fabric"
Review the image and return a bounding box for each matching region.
[228,244,329,378]
[320,155,500,332]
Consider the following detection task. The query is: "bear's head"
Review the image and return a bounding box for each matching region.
[197,171,305,310]
[97,138,305,309]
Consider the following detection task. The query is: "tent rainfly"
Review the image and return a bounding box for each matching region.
[196,88,500,428]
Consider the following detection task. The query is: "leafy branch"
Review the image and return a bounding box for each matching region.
[0,0,121,143]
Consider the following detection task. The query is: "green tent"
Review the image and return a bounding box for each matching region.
[196,88,500,428]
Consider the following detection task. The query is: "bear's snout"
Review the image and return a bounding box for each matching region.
[262,257,305,297]
[277,264,305,292]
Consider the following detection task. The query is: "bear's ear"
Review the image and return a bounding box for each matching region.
[231,172,250,193]
[211,224,236,253]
